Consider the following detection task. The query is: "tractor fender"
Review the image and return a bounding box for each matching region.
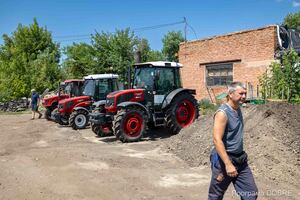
[72,106,90,113]
[117,102,150,118]
[93,100,106,108]
[161,88,196,109]
[73,101,91,110]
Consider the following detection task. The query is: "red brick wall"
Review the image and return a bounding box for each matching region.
[179,25,278,101]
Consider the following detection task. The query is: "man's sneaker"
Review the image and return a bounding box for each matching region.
[39,114,42,119]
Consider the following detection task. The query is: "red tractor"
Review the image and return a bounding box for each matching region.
[42,79,84,120]
[54,74,120,130]
[89,61,199,142]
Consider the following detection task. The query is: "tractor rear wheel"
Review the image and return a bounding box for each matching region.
[113,107,147,142]
[165,92,199,135]
[69,110,89,130]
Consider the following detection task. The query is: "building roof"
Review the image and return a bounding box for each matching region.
[84,74,119,79]
[180,25,277,46]
[134,61,183,68]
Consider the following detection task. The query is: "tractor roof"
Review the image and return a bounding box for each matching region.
[134,61,183,68]
[84,74,119,80]
[64,79,84,83]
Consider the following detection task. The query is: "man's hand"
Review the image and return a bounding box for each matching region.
[225,162,238,177]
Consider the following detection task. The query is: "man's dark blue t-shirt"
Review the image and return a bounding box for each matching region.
[31,93,40,105]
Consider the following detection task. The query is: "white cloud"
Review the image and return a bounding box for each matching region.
[292,1,300,7]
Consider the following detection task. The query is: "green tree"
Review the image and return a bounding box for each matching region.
[147,50,164,61]
[62,42,96,78]
[0,19,61,101]
[136,38,164,62]
[136,38,151,62]
[283,11,300,31]
[281,50,300,101]
[259,50,300,103]
[162,31,184,62]
[92,28,138,84]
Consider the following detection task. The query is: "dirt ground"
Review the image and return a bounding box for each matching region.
[0,102,299,200]
[163,102,300,200]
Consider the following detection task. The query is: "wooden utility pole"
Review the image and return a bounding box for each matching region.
[184,17,187,42]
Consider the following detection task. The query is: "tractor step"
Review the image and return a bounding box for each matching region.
[153,111,165,127]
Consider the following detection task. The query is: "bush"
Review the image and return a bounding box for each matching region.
[259,50,300,104]
[198,99,218,115]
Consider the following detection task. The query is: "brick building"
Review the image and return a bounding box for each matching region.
[178,25,278,101]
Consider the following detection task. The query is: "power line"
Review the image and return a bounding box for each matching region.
[186,22,198,39]
[133,20,184,32]
[55,20,185,42]
[58,37,91,42]
[54,34,92,39]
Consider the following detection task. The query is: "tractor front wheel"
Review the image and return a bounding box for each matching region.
[91,106,112,137]
[52,108,69,125]
[45,108,52,121]
[165,92,199,135]
[92,123,113,137]
[69,110,89,130]
[113,107,147,142]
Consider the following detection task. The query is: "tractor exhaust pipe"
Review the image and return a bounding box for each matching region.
[128,50,142,88]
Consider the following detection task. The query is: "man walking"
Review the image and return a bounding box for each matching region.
[31,89,42,120]
[208,82,258,200]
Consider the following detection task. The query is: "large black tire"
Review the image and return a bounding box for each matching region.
[113,107,148,142]
[92,123,113,137]
[91,106,112,137]
[165,92,199,135]
[59,116,69,126]
[69,110,89,130]
[45,108,52,121]
[52,108,69,125]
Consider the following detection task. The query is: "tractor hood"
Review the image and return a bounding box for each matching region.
[59,96,91,104]
[43,94,69,101]
[107,89,144,98]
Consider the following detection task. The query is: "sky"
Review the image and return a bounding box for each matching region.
[0,0,299,51]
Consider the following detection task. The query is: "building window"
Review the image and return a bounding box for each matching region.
[206,63,233,86]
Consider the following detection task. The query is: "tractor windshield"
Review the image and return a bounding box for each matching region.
[133,67,155,90]
[62,82,82,97]
[64,83,71,94]
[155,67,181,94]
[95,78,115,100]
[133,66,182,94]
[82,79,95,96]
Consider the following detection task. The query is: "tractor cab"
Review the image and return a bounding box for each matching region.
[82,74,120,102]
[42,79,84,120]
[62,79,84,97]
[132,62,183,109]
[133,61,182,94]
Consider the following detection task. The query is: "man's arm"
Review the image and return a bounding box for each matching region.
[213,111,238,177]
